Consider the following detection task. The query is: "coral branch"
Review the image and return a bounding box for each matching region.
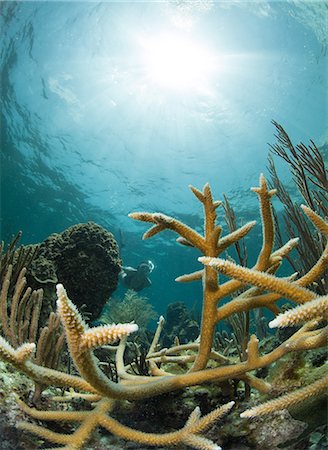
[176,270,204,283]
[216,221,256,254]
[80,323,138,351]
[18,395,234,450]
[199,257,316,304]
[99,401,235,448]
[241,375,328,418]
[269,295,328,328]
[251,173,276,269]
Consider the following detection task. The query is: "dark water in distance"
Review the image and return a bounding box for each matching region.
[1,1,327,317]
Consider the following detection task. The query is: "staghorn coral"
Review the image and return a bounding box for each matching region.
[131,175,327,369]
[12,284,235,450]
[132,174,327,415]
[79,322,139,351]
[0,170,327,448]
[240,374,328,418]
[17,397,234,450]
[268,295,328,328]
[199,202,328,417]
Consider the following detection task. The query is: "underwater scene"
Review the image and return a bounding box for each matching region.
[0,1,327,449]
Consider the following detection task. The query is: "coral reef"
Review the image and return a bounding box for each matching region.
[0,168,327,449]
[26,222,121,321]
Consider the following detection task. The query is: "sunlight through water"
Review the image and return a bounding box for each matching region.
[139,33,218,93]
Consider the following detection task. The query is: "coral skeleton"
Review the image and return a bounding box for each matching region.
[0,174,327,448]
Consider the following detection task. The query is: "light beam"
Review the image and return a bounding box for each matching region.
[139,33,218,93]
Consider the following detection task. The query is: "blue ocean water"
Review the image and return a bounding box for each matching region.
[1,1,327,317]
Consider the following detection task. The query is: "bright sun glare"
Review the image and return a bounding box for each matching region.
[140,34,218,92]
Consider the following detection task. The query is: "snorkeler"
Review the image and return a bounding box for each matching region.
[120,260,154,292]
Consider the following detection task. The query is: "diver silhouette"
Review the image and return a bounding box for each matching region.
[120,260,154,292]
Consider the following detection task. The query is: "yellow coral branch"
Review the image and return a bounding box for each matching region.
[269,295,328,328]
[240,375,328,418]
[0,335,97,393]
[98,401,235,448]
[80,323,138,351]
[18,422,72,445]
[17,398,89,421]
[199,257,316,304]
[176,269,204,283]
[129,212,206,252]
[216,221,256,255]
[301,204,328,235]
[18,395,234,450]
[0,336,35,364]
[251,173,276,270]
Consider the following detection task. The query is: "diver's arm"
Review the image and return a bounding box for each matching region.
[121,266,138,275]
